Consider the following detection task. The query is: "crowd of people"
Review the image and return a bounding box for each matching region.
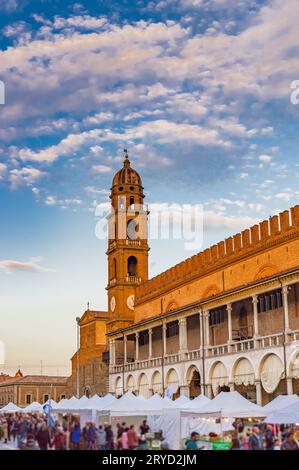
[0,414,298,450]
[0,415,156,450]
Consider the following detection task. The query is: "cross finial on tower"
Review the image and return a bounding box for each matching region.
[123,148,130,167]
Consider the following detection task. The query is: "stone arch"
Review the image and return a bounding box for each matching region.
[254,264,278,281]
[202,284,221,299]
[259,353,284,394]
[165,301,178,312]
[126,374,135,392]
[231,357,255,386]
[128,256,137,277]
[209,361,229,396]
[186,365,201,398]
[137,372,150,398]
[288,349,299,379]
[115,376,123,397]
[151,370,163,394]
[166,368,180,395]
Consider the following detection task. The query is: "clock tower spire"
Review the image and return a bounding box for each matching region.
[106,150,149,332]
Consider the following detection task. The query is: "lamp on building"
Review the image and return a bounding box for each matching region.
[76,316,81,398]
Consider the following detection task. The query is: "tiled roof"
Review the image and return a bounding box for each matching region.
[0,375,67,386]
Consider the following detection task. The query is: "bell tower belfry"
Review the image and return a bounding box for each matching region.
[106,150,149,332]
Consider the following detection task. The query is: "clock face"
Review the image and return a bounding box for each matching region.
[127,294,135,311]
[110,296,116,312]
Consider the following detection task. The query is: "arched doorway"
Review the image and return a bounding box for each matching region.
[152,371,163,395]
[186,366,201,398]
[166,368,180,399]
[126,375,135,393]
[260,354,285,404]
[233,358,256,402]
[138,373,149,398]
[291,352,299,394]
[115,376,123,397]
[210,361,229,397]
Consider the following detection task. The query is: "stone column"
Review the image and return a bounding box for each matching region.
[282,285,290,332]
[162,324,167,356]
[229,382,235,392]
[135,333,139,362]
[287,377,293,395]
[148,328,153,360]
[199,310,204,348]
[255,380,262,406]
[179,318,188,353]
[227,303,233,345]
[124,335,128,363]
[204,311,210,346]
[252,295,259,336]
[109,339,115,366]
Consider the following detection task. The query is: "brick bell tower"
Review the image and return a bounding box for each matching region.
[106,150,149,332]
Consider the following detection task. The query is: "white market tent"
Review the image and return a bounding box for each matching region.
[22,401,44,413]
[264,401,299,424]
[182,391,266,419]
[0,402,22,413]
[174,396,190,406]
[182,394,210,410]
[187,417,234,436]
[263,394,299,413]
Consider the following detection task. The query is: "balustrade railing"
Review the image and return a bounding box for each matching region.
[109,330,297,374]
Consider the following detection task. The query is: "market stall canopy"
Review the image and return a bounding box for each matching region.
[264,401,299,424]
[22,402,44,413]
[147,393,176,409]
[0,402,22,413]
[263,394,299,412]
[182,394,210,410]
[182,391,265,418]
[174,396,190,406]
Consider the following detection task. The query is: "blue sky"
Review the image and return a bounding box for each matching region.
[0,0,299,376]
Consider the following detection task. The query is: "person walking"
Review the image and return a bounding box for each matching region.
[248,426,264,450]
[105,424,114,450]
[121,427,129,450]
[185,432,199,450]
[2,420,8,444]
[96,425,107,450]
[265,425,274,450]
[36,423,52,450]
[139,420,150,436]
[70,423,81,450]
[87,423,96,450]
[281,432,299,450]
[127,425,138,450]
[52,426,67,450]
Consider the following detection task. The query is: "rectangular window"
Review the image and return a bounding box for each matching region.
[43,394,49,403]
[26,394,32,405]
[258,289,283,313]
[166,322,179,338]
[139,332,149,346]
[209,308,226,326]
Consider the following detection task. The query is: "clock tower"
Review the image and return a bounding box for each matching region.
[106,150,149,332]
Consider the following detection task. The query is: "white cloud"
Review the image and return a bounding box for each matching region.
[92,164,112,174]
[0,257,55,273]
[258,155,272,163]
[9,167,45,189]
